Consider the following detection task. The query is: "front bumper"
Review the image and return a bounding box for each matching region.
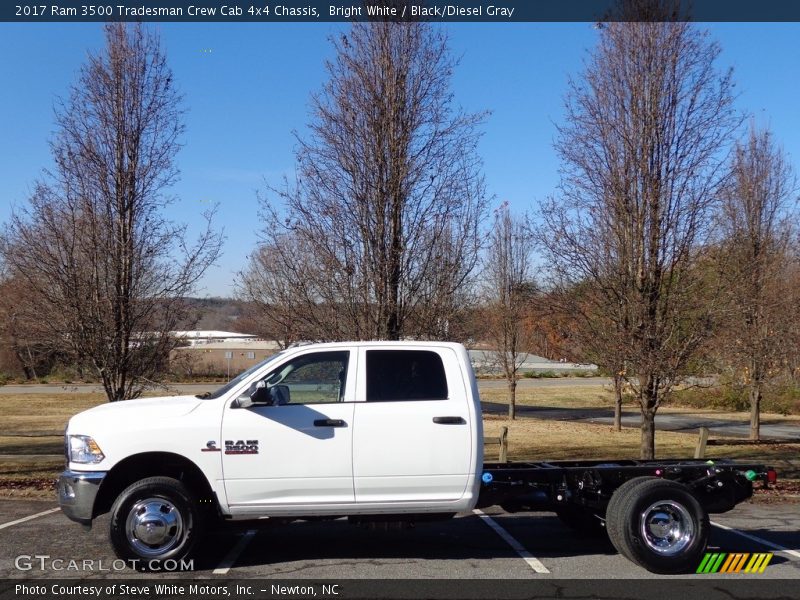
[57,470,107,526]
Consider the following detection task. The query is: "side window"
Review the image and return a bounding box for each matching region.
[366,350,448,402]
[265,351,349,405]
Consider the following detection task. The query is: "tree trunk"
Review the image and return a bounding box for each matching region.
[508,379,517,420]
[640,380,658,459]
[24,345,38,381]
[640,406,656,459]
[749,381,762,441]
[613,373,623,432]
[11,342,33,380]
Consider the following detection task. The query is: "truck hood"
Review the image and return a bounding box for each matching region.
[67,395,203,434]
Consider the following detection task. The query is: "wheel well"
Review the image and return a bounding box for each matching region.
[93,452,216,518]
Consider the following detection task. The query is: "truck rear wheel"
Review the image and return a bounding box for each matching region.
[606,478,708,574]
[605,476,658,561]
[109,476,201,569]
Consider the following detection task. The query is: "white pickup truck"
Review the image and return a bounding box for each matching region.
[58,341,775,574]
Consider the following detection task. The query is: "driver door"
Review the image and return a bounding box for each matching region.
[221,350,355,508]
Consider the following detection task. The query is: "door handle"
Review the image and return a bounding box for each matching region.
[433,416,466,425]
[314,419,347,427]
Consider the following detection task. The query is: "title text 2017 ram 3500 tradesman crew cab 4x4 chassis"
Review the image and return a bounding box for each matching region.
[58,342,776,574]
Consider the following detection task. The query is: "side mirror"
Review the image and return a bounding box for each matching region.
[233,380,268,409]
[269,384,291,406]
[233,396,254,409]
[248,380,272,405]
[232,381,290,408]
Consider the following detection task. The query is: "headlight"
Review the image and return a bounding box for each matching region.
[68,435,105,464]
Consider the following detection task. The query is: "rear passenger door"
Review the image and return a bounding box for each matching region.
[351,347,472,503]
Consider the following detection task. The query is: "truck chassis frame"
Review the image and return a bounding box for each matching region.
[477,458,776,573]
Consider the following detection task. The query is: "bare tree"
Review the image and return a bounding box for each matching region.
[0,273,62,380]
[539,11,741,458]
[483,203,536,419]
[783,257,800,385]
[1,24,222,401]
[715,126,797,439]
[239,21,487,342]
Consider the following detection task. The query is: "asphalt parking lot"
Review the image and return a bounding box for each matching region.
[1,499,797,580]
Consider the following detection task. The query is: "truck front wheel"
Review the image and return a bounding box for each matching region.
[109,476,201,568]
[606,478,708,574]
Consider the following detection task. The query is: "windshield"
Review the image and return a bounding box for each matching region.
[196,352,284,399]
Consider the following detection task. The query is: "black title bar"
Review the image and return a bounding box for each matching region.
[3,579,800,600]
[5,1,800,23]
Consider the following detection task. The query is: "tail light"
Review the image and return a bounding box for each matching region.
[767,468,777,484]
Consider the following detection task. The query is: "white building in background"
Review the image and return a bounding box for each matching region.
[170,331,281,377]
[171,330,258,346]
[468,349,598,375]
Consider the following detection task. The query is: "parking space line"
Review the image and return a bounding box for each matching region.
[0,507,60,530]
[212,529,257,575]
[711,521,800,559]
[473,509,550,573]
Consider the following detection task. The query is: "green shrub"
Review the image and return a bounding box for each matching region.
[576,370,599,378]
[46,365,89,383]
[524,369,593,379]
[763,384,800,415]
[536,370,559,378]
[668,383,800,415]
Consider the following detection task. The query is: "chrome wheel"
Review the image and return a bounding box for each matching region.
[639,500,694,556]
[125,497,184,558]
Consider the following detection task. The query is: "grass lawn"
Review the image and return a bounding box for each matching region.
[0,393,107,433]
[0,393,106,497]
[481,385,616,409]
[481,386,800,423]
[482,386,800,474]
[482,415,799,464]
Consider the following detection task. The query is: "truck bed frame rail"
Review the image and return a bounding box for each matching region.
[478,458,776,515]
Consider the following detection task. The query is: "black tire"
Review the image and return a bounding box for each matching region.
[606,478,709,574]
[109,476,202,569]
[605,476,658,562]
[555,506,607,537]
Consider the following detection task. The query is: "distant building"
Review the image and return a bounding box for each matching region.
[468,349,598,375]
[172,330,258,346]
[169,331,279,377]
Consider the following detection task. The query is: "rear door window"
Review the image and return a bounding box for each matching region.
[366,350,448,402]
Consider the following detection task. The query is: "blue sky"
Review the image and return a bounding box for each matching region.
[1,22,798,297]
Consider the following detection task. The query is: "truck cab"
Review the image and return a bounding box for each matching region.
[58,342,484,564]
